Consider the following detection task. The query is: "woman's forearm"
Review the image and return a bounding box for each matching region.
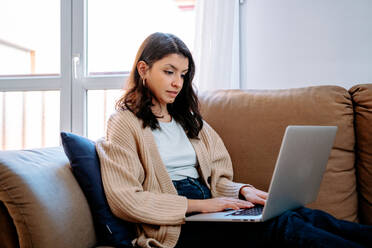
[186,197,254,214]
[187,199,202,213]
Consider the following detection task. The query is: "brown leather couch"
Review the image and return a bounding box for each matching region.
[1,84,371,248]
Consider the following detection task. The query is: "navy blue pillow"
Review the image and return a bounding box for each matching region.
[60,132,135,247]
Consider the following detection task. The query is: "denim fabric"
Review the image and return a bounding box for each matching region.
[272,207,372,248]
[172,177,211,200]
[176,207,372,248]
[173,178,372,248]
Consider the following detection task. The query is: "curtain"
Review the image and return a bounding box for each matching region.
[193,0,241,92]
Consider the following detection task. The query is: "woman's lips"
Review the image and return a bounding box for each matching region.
[167,91,178,97]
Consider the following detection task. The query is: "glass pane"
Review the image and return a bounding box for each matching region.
[0,0,60,76]
[87,89,124,141]
[0,91,60,150]
[88,0,196,75]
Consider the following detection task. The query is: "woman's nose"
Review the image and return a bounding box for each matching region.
[172,75,183,88]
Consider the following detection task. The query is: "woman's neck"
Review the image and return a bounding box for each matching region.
[151,103,171,122]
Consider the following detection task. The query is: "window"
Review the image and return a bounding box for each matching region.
[0,0,60,76]
[87,89,122,141]
[0,91,60,150]
[0,0,196,150]
[87,0,196,75]
[0,0,63,150]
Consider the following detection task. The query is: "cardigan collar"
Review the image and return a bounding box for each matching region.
[143,126,179,195]
[142,125,211,194]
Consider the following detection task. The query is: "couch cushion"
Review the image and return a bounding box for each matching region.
[199,86,358,222]
[349,84,372,225]
[60,132,135,247]
[0,147,96,248]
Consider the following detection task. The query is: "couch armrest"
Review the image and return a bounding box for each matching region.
[0,147,96,248]
[349,83,372,225]
[0,201,18,248]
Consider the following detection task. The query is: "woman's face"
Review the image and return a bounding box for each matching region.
[140,53,189,108]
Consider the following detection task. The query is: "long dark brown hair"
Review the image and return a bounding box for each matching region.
[116,32,203,139]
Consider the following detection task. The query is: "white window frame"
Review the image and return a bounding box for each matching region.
[0,0,129,140]
[0,0,72,134]
[71,0,127,136]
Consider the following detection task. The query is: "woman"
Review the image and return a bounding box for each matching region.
[96,32,371,248]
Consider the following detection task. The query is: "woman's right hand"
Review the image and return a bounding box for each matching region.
[187,197,254,213]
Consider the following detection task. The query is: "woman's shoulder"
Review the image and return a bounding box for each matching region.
[200,120,217,133]
[109,108,138,123]
[198,120,221,141]
[107,109,142,133]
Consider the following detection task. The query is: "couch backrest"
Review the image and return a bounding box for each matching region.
[0,147,96,248]
[199,86,358,222]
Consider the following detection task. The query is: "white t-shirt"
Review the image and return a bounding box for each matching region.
[151,118,199,181]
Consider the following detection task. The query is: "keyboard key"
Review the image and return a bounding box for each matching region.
[226,205,264,216]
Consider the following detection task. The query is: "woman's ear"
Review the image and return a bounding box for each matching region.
[137,61,148,78]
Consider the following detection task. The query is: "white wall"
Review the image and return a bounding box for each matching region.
[240,0,372,90]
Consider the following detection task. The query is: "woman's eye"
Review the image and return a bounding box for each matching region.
[181,74,186,78]
[164,70,173,75]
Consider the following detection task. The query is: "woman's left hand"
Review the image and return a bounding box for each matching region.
[240,185,268,206]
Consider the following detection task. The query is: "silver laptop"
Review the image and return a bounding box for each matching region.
[186,125,337,222]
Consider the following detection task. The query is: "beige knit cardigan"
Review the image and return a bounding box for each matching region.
[96,110,246,248]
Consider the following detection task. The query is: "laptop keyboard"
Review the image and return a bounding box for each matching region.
[226,205,264,216]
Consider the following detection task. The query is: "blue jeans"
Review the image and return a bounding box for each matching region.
[173,177,372,248]
[172,177,211,200]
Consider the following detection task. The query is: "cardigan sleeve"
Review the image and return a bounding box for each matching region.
[96,111,188,226]
[202,123,247,199]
